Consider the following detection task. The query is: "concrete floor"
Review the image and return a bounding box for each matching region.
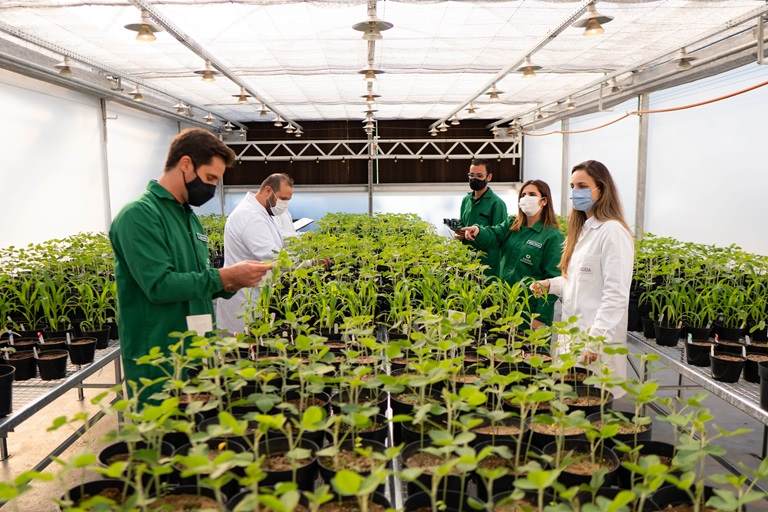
[0,354,767,510]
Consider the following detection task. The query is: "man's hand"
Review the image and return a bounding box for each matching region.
[462,226,480,241]
[531,319,545,330]
[219,261,273,292]
[530,280,550,298]
[581,351,599,364]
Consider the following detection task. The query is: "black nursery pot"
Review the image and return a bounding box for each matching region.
[627,296,642,332]
[38,338,67,352]
[718,325,743,342]
[173,438,246,499]
[317,438,387,488]
[564,385,614,416]
[68,337,97,365]
[11,337,39,353]
[7,352,36,380]
[98,440,175,492]
[473,438,542,502]
[685,341,713,367]
[710,352,745,383]
[35,349,68,380]
[331,389,388,415]
[81,325,110,349]
[641,317,656,339]
[749,323,768,343]
[715,339,745,356]
[62,479,134,508]
[586,410,652,447]
[654,323,681,347]
[404,491,473,512]
[617,440,677,490]
[688,325,712,342]
[329,414,389,445]
[744,349,768,383]
[646,484,714,511]
[402,441,469,502]
[759,361,768,411]
[543,439,620,488]
[0,365,15,417]
[257,436,319,492]
[149,485,221,510]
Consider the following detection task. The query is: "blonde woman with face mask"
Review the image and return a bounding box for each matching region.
[463,179,564,326]
[531,160,634,396]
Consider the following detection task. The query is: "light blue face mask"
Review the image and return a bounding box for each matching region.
[571,187,595,212]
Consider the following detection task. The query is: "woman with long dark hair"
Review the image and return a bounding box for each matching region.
[531,160,634,394]
[463,179,564,325]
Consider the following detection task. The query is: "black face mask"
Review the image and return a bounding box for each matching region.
[469,178,488,191]
[185,167,217,207]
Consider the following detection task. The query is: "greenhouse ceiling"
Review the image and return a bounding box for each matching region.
[0,0,765,128]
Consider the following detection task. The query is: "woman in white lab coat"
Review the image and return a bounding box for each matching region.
[532,160,634,396]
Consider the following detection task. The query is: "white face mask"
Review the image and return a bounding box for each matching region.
[272,198,290,216]
[519,195,543,217]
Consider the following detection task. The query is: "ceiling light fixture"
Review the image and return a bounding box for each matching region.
[233,86,251,104]
[286,124,295,134]
[491,126,501,137]
[194,60,219,82]
[173,101,187,114]
[294,128,303,138]
[565,96,576,110]
[106,75,124,92]
[517,56,541,78]
[466,103,478,114]
[54,56,72,76]
[429,127,438,137]
[239,128,247,140]
[485,84,504,102]
[673,48,697,69]
[352,15,394,41]
[358,67,384,85]
[273,116,284,127]
[129,85,144,102]
[223,121,234,132]
[361,93,381,105]
[438,121,448,132]
[574,2,613,37]
[609,78,621,93]
[124,10,161,43]
[535,110,544,121]
[450,115,460,126]
[204,113,215,125]
[259,105,269,117]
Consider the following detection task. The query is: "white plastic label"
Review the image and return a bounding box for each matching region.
[186,314,213,336]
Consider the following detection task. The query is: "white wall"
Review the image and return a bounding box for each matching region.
[0,69,107,246]
[522,121,564,214]
[644,63,768,255]
[106,102,179,219]
[568,98,639,232]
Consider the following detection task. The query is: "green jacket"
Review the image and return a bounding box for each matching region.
[109,181,230,404]
[460,187,508,275]
[474,217,564,324]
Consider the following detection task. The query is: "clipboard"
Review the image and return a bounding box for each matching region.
[293,218,314,231]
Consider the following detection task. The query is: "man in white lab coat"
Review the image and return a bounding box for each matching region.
[216,173,294,333]
[275,209,299,239]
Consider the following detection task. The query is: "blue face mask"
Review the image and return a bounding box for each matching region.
[571,188,595,212]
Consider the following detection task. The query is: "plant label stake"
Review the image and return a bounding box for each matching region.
[38,332,45,345]
[66,332,71,346]
[33,346,38,359]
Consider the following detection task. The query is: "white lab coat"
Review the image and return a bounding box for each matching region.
[548,217,634,398]
[216,193,284,333]
[275,210,298,239]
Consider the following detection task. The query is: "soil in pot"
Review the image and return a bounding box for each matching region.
[334,414,389,444]
[543,440,619,487]
[11,337,38,352]
[562,386,614,416]
[0,365,14,416]
[744,354,768,383]
[81,326,110,349]
[473,439,542,501]
[685,341,712,367]
[149,493,222,510]
[587,410,652,446]
[68,337,97,365]
[319,439,386,475]
[258,437,319,491]
[647,485,715,512]
[7,352,35,380]
[655,324,681,347]
[710,353,745,383]
[617,440,677,489]
[528,421,586,449]
[63,479,133,507]
[38,338,67,352]
[35,349,68,380]
[404,491,471,512]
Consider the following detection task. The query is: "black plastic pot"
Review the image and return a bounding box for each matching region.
[617,440,676,490]
[564,385,614,416]
[718,325,743,342]
[542,439,620,488]
[493,490,555,511]
[654,323,681,347]
[473,438,542,502]
[81,325,110,349]
[68,337,97,365]
[318,438,387,487]
[685,341,712,367]
[627,296,642,332]
[149,485,222,510]
[646,484,714,511]
[7,351,36,380]
[61,479,134,508]
[98,440,174,492]
[38,337,67,352]
[330,414,389,445]
[173,438,245,499]
[641,317,656,339]
[0,365,15,417]
[760,361,768,411]
[528,416,587,450]
[107,321,119,341]
[404,490,474,512]
[586,410,652,447]
[471,416,526,447]
[36,349,68,380]
[710,353,745,383]
[745,350,768,383]
[46,329,74,340]
[749,322,768,343]
[331,389,388,415]
[715,339,745,356]
[687,325,712,342]
[11,337,39,353]
[402,441,469,502]
[257,436,319,492]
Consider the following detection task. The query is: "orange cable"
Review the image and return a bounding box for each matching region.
[521,78,768,137]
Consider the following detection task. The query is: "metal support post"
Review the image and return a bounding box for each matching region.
[560,118,570,216]
[0,436,8,461]
[98,98,113,228]
[758,14,765,65]
[635,94,650,238]
[763,425,768,458]
[114,357,124,426]
[367,134,374,216]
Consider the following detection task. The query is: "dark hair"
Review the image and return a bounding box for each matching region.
[561,160,630,275]
[470,159,492,174]
[510,180,558,232]
[164,128,236,171]
[260,173,294,192]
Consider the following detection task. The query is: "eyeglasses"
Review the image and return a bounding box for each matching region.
[467,173,487,179]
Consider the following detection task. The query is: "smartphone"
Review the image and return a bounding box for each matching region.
[443,218,462,231]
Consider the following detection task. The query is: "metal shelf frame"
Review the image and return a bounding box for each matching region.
[0,342,122,469]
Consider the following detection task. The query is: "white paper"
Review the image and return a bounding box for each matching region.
[186,314,213,336]
[292,218,314,231]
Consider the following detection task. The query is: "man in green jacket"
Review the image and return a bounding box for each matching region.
[110,128,272,405]
[456,159,508,276]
